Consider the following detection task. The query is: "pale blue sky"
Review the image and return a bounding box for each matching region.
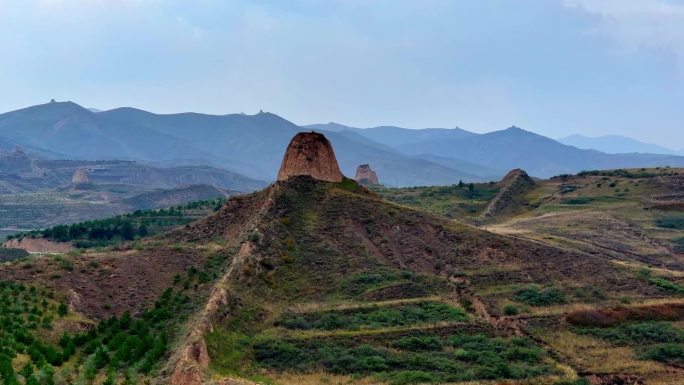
[0,0,683,148]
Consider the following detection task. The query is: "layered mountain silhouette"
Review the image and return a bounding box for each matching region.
[559,134,684,156]
[311,123,684,178]
[1,101,683,185]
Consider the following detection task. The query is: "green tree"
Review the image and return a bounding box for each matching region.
[57,302,68,317]
[19,362,33,380]
[121,222,135,241]
[138,224,149,238]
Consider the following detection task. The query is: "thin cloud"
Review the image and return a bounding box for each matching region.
[564,0,684,59]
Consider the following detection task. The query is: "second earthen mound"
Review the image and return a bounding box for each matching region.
[355,164,379,185]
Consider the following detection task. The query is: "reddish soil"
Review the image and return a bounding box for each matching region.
[0,247,206,319]
[566,303,684,327]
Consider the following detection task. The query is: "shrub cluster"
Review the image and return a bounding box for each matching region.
[513,286,567,306]
[577,169,667,179]
[655,215,684,230]
[253,332,552,384]
[576,321,683,345]
[0,247,29,262]
[673,237,684,253]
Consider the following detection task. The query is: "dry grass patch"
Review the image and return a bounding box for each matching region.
[535,330,667,375]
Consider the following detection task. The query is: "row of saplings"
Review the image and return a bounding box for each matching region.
[0,281,186,385]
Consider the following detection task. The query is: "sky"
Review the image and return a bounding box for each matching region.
[0,0,683,149]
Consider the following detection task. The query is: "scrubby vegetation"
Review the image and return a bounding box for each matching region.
[340,270,447,300]
[673,237,684,253]
[577,169,677,179]
[561,197,594,205]
[655,215,684,230]
[513,286,567,306]
[576,321,683,345]
[638,269,684,294]
[276,301,468,331]
[574,321,684,366]
[373,183,499,218]
[8,198,226,248]
[252,332,554,384]
[0,247,29,262]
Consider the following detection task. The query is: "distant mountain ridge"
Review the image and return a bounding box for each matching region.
[1,101,684,184]
[0,102,497,186]
[559,134,683,156]
[307,123,684,178]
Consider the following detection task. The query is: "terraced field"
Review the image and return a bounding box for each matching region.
[207,268,570,385]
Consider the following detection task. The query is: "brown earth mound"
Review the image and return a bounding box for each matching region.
[482,168,535,220]
[72,169,89,184]
[277,132,344,182]
[355,164,379,185]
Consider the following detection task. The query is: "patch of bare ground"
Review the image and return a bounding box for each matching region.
[3,237,74,253]
[0,245,206,319]
[565,302,684,327]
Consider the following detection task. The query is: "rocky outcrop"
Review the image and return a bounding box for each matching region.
[355,164,379,185]
[481,169,535,220]
[277,132,344,182]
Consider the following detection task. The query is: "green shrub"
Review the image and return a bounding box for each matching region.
[391,336,443,351]
[553,379,590,385]
[57,303,68,317]
[673,237,684,253]
[253,340,306,369]
[253,332,550,383]
[503,304,519,315]
[0,247,29,262]
[562,197,593,205]
[576,321,683,345]
[649,277,684,293]
[384,370,438,385]
[640,343,684,365]
[514,287,567,306]
[655,215,684,230]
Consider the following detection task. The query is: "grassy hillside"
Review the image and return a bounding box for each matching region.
[0,171,682,385]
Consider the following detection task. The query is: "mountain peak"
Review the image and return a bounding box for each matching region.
[277,132,344,182]
[504,125,524,132]
[15,100,92,116]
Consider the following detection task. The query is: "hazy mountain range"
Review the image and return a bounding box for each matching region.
[1,101,683,187]
[558,134,684,156]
